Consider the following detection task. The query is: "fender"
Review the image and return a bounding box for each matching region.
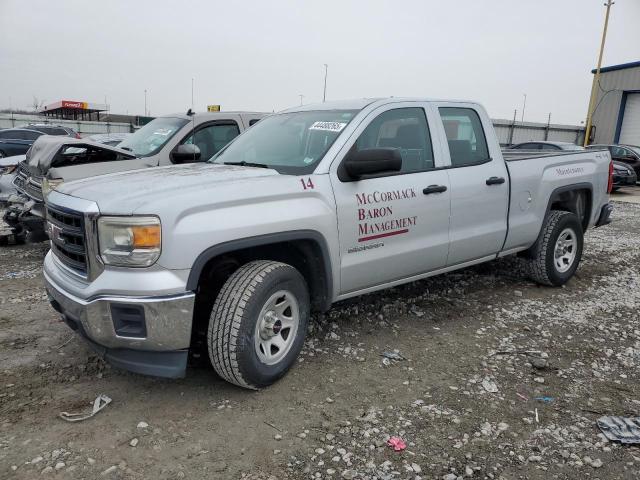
[185,229,334,309]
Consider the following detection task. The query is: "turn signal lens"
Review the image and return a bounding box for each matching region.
[132,225,161,249]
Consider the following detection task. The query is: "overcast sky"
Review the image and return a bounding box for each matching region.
[1,0,639,125]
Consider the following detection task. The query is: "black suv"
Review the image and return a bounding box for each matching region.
[0,125,79,158]
[587,144,640,178]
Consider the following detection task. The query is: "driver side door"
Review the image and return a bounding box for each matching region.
[330,104,451,295]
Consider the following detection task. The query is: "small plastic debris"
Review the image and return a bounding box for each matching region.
[387,436,406,451]
[59,394,112,422]
[535,396,554,403]
[597,416,640,444]
[482,377,499,393]
[516,392,528,401]
[535,408,539,423]
[381,351,405,361]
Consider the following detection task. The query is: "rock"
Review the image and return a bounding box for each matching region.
[531,357,548,369]
[533,377,545,384]
[482,377,499,393]
[326,433,335,441]
[87,458,96,465]
[327,468,336,475]
[101,465,118,476]
[528,455,542,462]
[411,462,422,473]
[297,432,307,439]
[273,449,281,455]
[465,465,474,476]
[55,462,65,470]
[274,434,282,441]
[342,470,357,479]
[31,456,44,464]
[514,290,523,297]
[589,458,603,468]
[315,448,326,454]
[129,438,139,447]
[443,474,457,480]
[326,397,334,403]
[137,421,149,429]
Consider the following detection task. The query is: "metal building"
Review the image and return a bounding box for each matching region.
[590,60,640,145]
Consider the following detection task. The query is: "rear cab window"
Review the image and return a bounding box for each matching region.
[439,107,490,167]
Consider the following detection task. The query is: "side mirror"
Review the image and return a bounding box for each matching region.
[171,144,201,163]
[342,148,402,180]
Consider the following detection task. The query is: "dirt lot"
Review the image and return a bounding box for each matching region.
[1,202,639,480]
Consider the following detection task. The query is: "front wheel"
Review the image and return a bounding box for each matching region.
[207,260,309,389]
[522,210,584,286]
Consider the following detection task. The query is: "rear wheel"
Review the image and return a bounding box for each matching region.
[207,260,309,389]
[522,210,583,286]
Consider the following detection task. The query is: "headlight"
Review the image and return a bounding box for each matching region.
[42,178,64,197]
[97,216,161,267]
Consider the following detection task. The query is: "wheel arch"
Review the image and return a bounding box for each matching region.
[186,230,334,312]
[545,182,593,231]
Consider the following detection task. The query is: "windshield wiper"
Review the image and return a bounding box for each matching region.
[223,161,270,169]
[119,146,132,151]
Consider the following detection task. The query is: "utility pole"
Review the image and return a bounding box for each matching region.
[299,94,304,106]
[545,112,552,141]
[323,64,328,102]
[584,0,614,146]
[509,109,517,145]
[521,94,527,122]
[144,89,147,116]
[191,78,194,110]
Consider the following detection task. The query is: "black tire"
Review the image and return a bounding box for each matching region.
[207,260,310,389]
[522,210,583,286]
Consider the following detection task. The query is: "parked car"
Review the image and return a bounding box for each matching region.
[3,111,264,239]
[0,154,25,205]
[0,125,79,158]
[508,141,584,151]
[21,124,80,138]
[611,160,637,191]
[43,97,612,387]
[587,144,640,178]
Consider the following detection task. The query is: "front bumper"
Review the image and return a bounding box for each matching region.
[44,261,195,378]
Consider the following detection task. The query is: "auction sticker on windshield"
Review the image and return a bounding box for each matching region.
[309,121,347,132]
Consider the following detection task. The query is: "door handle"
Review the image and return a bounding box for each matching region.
[486,176,505,185]
[423,184,448,195]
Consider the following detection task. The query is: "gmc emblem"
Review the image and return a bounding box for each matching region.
[48,222,65,245]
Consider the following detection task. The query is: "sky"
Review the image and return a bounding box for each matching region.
[1,0,639,125]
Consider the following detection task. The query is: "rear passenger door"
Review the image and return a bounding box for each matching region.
[437,105,509,266]
[331,103,451,294]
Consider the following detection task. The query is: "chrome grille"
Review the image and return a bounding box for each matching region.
[47,205,87,276]
[12,162,44,201]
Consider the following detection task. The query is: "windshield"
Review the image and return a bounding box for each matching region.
[211,110,358,174]
[119,117,189,157]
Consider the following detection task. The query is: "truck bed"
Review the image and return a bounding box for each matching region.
[502,149,611,253]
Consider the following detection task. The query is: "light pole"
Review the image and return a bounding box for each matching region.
[299,94,305,106]
[323,64,328,102]
[521,94,527,123]
[584,0,614,146]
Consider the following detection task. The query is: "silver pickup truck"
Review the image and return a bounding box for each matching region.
[42,98,613,389]
[3,111,264,238]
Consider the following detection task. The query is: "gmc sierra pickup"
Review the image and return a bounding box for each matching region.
[42,98,613,389]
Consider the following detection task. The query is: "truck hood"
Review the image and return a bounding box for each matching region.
[56,163,280,213]
[26,135,135,176]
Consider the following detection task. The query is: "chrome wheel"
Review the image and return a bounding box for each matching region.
[254,290,299,365]
[554,228,577,273]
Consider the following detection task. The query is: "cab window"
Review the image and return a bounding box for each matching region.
[354,107,434,173]
[182,122,240,161]
[439,107,490,167]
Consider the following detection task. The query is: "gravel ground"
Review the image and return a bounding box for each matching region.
[0,202,639,479]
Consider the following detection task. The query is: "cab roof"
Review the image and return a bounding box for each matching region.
[281,97,477,113]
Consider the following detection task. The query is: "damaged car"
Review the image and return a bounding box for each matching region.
[2,111,264,241]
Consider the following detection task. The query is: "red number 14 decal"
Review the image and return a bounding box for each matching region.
[300,177,315,190]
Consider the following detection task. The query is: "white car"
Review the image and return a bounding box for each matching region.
[0,154,25,205]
